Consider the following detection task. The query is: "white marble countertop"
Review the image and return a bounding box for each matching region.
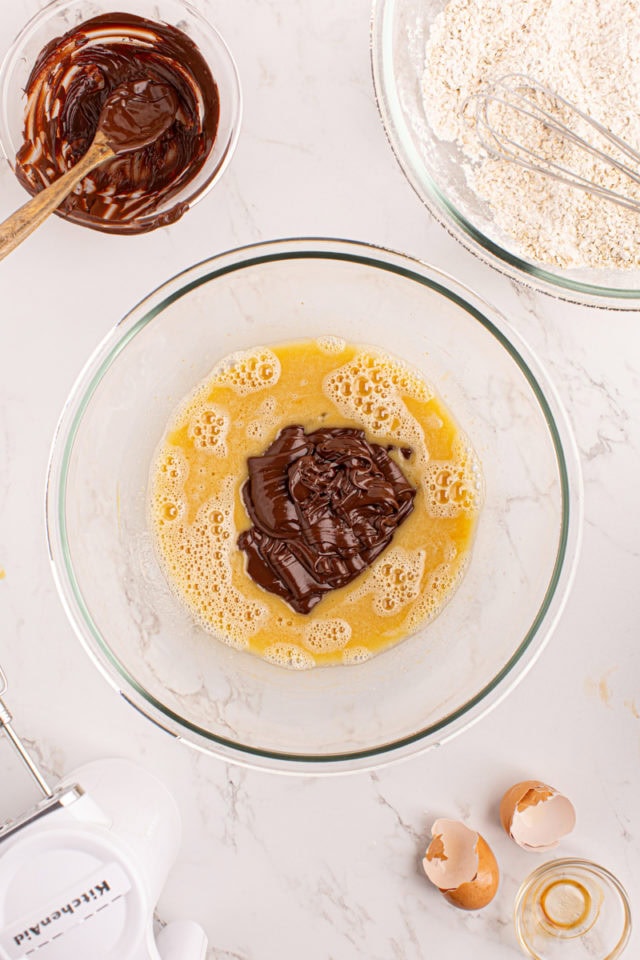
[0,1,638,957]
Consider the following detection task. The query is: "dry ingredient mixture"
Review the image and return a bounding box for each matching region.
[422,0,640,269]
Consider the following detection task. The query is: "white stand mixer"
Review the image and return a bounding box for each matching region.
[0,665,208,960]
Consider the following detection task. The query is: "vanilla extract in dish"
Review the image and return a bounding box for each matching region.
[148,338,483,669]
[15,13,219,233]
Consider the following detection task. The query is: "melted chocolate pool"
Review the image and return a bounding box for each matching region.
[238,426,416,614]
[15,13,220,233]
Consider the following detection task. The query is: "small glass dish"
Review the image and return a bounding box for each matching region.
[0,0,241,233]
[371,0,640,308]
[514,859,632,960]
[46,238,582,773]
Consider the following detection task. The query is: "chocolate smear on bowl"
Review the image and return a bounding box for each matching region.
[14,13,220,233]
[238,426,416,614]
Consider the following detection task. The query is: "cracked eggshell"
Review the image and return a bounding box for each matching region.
[422,818,499,910]
[500,780,576,852]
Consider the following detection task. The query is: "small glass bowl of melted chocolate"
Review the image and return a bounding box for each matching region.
[0,0,241,234]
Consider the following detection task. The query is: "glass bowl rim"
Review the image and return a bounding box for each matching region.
[45,237,584,774]
[0,0,243,227]
[370,0,640,310]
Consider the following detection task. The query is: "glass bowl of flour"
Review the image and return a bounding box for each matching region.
[372,0,640,306]
[46,239,582,773]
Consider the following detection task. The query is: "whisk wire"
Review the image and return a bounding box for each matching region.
[479,85,640,182]
[471,74,640,214]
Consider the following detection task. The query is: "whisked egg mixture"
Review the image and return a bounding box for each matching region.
[148,337,482,668]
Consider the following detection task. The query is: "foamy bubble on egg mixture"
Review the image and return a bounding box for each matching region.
[151,474,267,649]
[322,352,432,468]
[246,396,279,441]
[407,558,466,631]
[263,642,316,670]
[188,403,229,455]
[424,444,483,518]
[342,646,372,664]
[211,347,281,395]
[316,335,347,354]
[153,448,189,523]
[350,547,426,617]
[149,338,482,669]
[302,618,352,653]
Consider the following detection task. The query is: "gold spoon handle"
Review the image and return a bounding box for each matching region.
[0,134,115,262]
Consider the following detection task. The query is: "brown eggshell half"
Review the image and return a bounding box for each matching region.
[500,780,576,851]
[422,819,499,911]
[441,836,500,910]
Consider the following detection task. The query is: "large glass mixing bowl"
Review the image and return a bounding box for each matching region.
[46,239,582,773]
[371,0,640,308]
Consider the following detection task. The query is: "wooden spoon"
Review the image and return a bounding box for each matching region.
[0,79,178,261]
